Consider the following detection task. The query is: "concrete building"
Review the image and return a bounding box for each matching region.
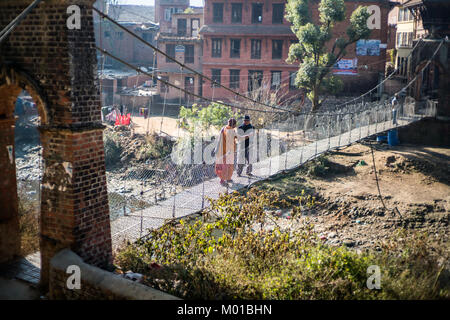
[199,0,391,104]
[94,2,159,68]
[388,0,428,79]
[155,8,204,104]
[155,0,191,34]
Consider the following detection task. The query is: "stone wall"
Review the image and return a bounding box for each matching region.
[49,249,180,300]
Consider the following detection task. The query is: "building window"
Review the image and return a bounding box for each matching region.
[166,44,175,62]
[177,18,187,36]
[248,70,263,92]
[213,3,224,23]
[231,3,242,23]
[252,3,263,23]
[272,3,285,24]
[211,69,221,87]
[212,38,222,57]
[164,9,171,21]
[185,45,194,64]
[230,69,240,89]
[396,32,413,47]
[272,40,283,59]
[398,8,412,22]
[289,72,297,90]
[251,39,261,59]
[116,31,124,40]
[271,71,282,90]
[104,31,110,38]
[230,39,241,58]
[191,18,200,37]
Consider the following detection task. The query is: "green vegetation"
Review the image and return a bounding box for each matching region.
[17,188,40,256]
[286,0,371,111]
[115,188,449,300]
[178,102,242,134]
[103,130,123,167]
[137,132,174,161]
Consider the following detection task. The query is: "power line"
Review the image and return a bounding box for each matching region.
[92,6,294,114]
[0,0,43,44]
[96,46,285,114]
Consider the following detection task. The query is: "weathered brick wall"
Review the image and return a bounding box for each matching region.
[49,249,180,300]
[0,0,112,287]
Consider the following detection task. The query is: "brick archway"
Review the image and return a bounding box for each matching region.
[0,0,112,289]
[0,64,49,268]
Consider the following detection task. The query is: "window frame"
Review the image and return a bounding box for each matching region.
[251,39,262,59]
[230,38,241,58]
[184,44,195,64]
[213,3,224,23]
[231,3,243,23]
[229,69,240,89]
[272,39,283,60]
[166,44,176,63]
[271,71,282,90]
[177,18,187,36]
[272,3,285,24]
[248,70,264,92]
[211,38,222,58]
[252,3,263,24]
[289,72,297,90]
[211,69,222,87]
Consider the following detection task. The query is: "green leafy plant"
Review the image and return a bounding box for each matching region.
[286,0,371,111]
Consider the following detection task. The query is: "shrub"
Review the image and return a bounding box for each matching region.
[137,133,174,161]
[17,190,40,256]
[115,189,449,300]
[103,130,123,167]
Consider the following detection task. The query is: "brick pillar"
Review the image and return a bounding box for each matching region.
[39,126,112,286]
[0,0,112,289]
[0,118,21,263]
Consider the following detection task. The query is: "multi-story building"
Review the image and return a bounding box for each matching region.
[199,0,302,105]
[155,8,204,103]
[95,2,159,68]
[389,0,428,78]
[199,0,391,104]
[155,0,191,34]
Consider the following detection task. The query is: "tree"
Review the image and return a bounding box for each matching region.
[286,0,372,111]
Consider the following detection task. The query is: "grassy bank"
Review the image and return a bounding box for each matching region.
[115,188,449,300]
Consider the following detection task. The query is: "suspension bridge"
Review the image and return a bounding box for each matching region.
[110,99,436,246]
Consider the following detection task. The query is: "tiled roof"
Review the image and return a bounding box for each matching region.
[199,24,295,36]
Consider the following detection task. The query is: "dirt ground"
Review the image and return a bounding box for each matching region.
[259,142,450,253]
[131,116,184,137]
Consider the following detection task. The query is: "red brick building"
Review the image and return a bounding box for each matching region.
[156,9,204,102]
[200,0,391,104]
[200,0,302,105]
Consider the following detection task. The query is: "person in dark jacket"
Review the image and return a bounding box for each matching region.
[236,115,255,176]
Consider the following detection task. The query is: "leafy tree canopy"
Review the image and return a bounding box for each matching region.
[286,0,371,111]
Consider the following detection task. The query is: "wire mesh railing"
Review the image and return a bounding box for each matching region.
[107,96,437,243]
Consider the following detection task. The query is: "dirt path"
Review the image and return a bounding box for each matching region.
[259,143,450,252]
